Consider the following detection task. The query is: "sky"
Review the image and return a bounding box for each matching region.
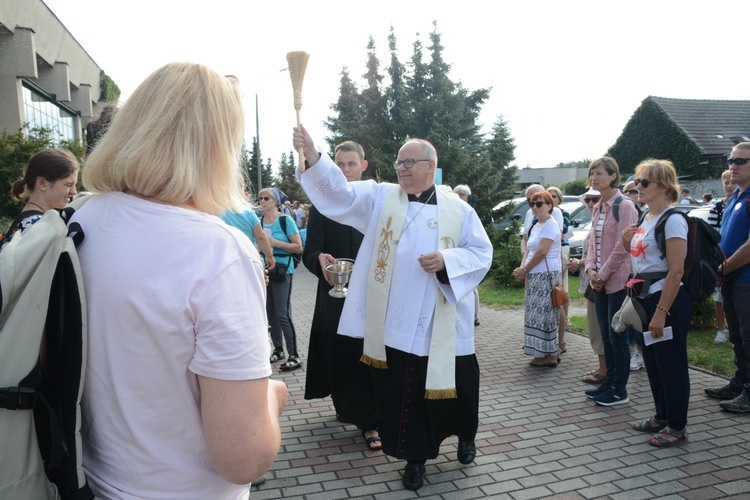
[43,0,750,171]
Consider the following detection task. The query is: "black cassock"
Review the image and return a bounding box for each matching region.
[302,205,376,430]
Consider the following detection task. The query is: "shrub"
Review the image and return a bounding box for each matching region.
[485,219,524,288]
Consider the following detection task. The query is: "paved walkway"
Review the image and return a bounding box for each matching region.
[256,265,750,499]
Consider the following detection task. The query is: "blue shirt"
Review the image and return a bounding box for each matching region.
[219,210,260,246]
[263,214,300,274]
[720,186,750,284]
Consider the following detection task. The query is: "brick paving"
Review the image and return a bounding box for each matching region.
[255,265,750,499]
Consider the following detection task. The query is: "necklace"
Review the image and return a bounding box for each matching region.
[26,201,46,212]
[395,190,436,242]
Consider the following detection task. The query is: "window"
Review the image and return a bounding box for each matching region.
[22,84,76,143]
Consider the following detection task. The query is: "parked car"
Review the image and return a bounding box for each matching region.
[493,195,580,232]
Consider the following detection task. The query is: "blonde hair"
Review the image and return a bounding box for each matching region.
[546,186,563,206]
[722,169,732,182]
[83,62,247,215]
[634,159,680,203]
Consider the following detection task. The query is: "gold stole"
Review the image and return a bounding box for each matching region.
[361,186,462,399]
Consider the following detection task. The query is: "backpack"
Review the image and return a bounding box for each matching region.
[645,208,725,302]
[0,202,93,499]
[262,214,302,266]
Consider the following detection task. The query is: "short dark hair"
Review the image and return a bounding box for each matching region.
[334,141,365,161]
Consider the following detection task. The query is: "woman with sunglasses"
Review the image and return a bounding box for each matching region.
[621,159,691,447]
[584,156,638,406]
[513,191,562,367]
[568,188,606,384]
[258,188,304,371]
[547,186,570,354]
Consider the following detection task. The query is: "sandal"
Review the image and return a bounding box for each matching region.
[632,418,667,433]
[582,372,605,384]
[362,430,382,451]
[648,427,687,448]
[280,356,302,371]
[559,341,567,354]
[269,349,285,363]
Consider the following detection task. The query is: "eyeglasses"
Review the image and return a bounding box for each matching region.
[259,196,272,201]
[624,189,639,195]
[633,178,653,188]
[393,158,430,170]
[530,201,550,208]
[727,158,750,166]
[583,197,601,204]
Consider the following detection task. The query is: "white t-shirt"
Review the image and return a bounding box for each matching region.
[525,218,561,273]
[630,210,688,294]
[71,192,269,499]
[523,206,563,240]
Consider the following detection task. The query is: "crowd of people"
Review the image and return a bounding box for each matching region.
[5,60,750,496]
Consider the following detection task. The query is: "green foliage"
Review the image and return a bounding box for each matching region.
[608,97,704,178]
[325,22,516,226]
[485,220,524,288]
[245,137,274,196]
[560,178,588,196]
[274,151,308,204]
[99,71,121,103]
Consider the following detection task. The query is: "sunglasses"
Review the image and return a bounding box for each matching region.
[259,196,272,201]
[727,157,750,166]
[583,197,601,204]
[633,178,653,188]
[624,189,639,195]
[530,201,549,208]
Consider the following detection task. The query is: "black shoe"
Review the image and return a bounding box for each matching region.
[402,462,425,491]
[457,438,476,464]
[720,390,750,413]
[705,384,742,400]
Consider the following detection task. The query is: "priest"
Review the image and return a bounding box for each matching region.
[293,125,493,491]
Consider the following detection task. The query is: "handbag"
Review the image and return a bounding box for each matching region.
[545,257,569,307]
[267,262,288,282]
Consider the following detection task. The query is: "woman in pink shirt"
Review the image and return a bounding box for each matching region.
[584,156,638,407]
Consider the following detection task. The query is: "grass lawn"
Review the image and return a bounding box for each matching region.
[479,275,735,378]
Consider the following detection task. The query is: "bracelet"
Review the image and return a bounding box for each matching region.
[656,303,670,316]
[724,258,730,270]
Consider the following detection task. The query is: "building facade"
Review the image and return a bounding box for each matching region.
[0,0,103,143]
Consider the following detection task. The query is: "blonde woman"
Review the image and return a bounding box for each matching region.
[547,186,569,353]
[72,62,286,497]
[258,187,303,370]
[622,159,690,447]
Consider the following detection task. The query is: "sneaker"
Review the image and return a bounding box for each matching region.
[594,388,629,406]
[630,353,645,371]
[705,384,742,400]
[719,391,750,413]
[714,329,729,344]
[585,384,610,399]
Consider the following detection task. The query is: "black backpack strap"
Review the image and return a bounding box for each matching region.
[527,217,538,238]
[653,208,681,260]
[612,195,623,222]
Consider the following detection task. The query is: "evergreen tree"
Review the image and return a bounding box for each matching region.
[246,136,274,196]
[325,68,362,151]
[275,151,308,204]
[357,36,389,181]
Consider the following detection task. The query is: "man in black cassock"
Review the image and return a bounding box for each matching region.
[302,141,380,450]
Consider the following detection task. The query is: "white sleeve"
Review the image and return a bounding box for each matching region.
[665,213,688,241]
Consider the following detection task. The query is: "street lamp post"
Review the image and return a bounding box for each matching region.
[255,67,288,194]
